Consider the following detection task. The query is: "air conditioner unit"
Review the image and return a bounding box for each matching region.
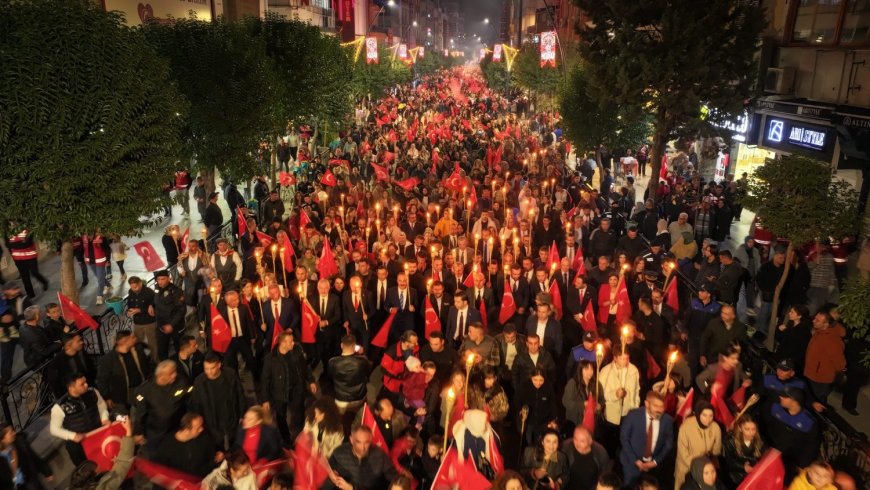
[764,67,796,94]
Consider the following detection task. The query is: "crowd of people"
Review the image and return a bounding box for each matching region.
[0,66,865,490]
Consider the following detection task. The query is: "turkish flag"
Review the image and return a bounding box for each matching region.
[572,246,586,276]
[361,403,389,452]
[498,280,516,324]
[256,231,273,247]
[299,209,311,230]
[320,169,337,187]
[292,432,329,489]
[381,151,396,164]
[271,318,283,350]
[730,385,748,411]
[371,310,396,348]
[468,185,478,207]
[58,292,98,330]
[676,387,695,424]
[317,240,339,279]
[180,227,190,252]
[372,163,390,181]
[134,459,200,490]
[433,448,493,490]
[394,177,420,191]
[580,300,597,332]
[614,278,633,323]
[81,422,126,471]
[210,304,231,353]
[424,296,441,339]
[665,275,679,313]
[133,241,165,272]
[582,393,596,434]
[445,169,465,192]
[737,449,785,490]
[546,241,560,272]
[711,389,734,427]
[252,457,288,488]
[659,154,669,181]
[279,171,295,187]
[279,234,295,272]
[301,300,320,344]
[463,268,476,289]
[237,207,248,236]
[548,280,563,320]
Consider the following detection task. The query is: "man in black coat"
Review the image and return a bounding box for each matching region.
[19,305,58,368]
[189,352,247,450]
[564,274,598,349]
[96,330,152,413]
[260,331,316,445]
[314,279,342,365]
[342,276,374,350]
[327,334,372,415]
[154,413,216,479]
[385,273,419,342]
[132,360,190,456]
[172,335,204,385]
[217,291,257,378]
[153,270,186,360]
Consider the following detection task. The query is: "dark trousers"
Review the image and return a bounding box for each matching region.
[156,326,181,360]
[0,340,18,381]
[65,441,87,466]
[317,325,341,366]
[842,370,869,411]
[14,259,48,298]
[223,337,256,378]
[273,396,305,446]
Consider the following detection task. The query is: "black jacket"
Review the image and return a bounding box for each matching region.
[233,424,283,462]
[327,354,371,402]
[154,433,216,478]
[96,345,152,407]
[189,368,247,447]
[126,287,156,325]
[260,345,313,404]
[324,443,398,490]
[132,379,190,440]
[19,324,58,368]
[153,283,186,329]
[172,351,205,385]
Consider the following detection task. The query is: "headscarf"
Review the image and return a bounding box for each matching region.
[689,456,718,490]
[683,231,694,245]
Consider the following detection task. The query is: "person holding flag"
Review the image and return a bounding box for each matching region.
[49,372,110,466]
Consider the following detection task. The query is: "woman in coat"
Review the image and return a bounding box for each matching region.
[233,406,283,465]
[520,429,568,489]
[514,368,558,447]
[680,456,727,490]
[721,415,767,488]
[774,304,812,374]
[562,360,604,427]
[675,401,722,489]
[301,396,344,459]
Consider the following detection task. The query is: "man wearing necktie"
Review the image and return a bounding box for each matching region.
[315,279,341,366]
[619,391,674,488]
[386,273,418,345]
[447,290,481,349]
[342,276,374,351]
[218,291,256,379]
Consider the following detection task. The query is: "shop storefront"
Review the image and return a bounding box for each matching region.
[102,0,218,26]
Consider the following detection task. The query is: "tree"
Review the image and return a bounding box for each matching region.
[574,0,765,194]
[512,43,571,108]
[0,0,185,303]
[479,55,513,94]
[246,15,353,131]
[143,18,275,191]
[742,155,859,347]
[349,42,413,100]
[414,50,451,76]
[558,63,651,164]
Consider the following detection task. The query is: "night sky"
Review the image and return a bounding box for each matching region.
[461,0,502,45]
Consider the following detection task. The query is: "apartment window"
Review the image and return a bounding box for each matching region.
[790,0,870,45]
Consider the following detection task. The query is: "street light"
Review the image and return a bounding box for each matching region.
[386,0,396,6]
[412,20,418,26]
[484,18,490,24]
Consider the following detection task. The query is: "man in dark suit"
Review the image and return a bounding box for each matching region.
[441,223,462,251]
[619,391,675,488]
[565,274,598,350]
[651,288,677,336]
[554,258,575,300]
[632,270,659,306]
[443,261,467,298]
[426,256,448,285]
[475,229,501,266]
[218,291,257,378]
[394,235,413,262]
[400,214,426,241]
[465,272,494,316]
[262,283,296,347]
[289,267,317,330]
[506,264,530,326]
[452,236,474,269]
[524,302,563,358]
[342,276,374,350]
[385,273,419,342]
[314,279,342,364]
[445,290,481,349]
[405,235,427,261]
[528,268,551,309]
[428,281,452,331]
[559,235,581,269]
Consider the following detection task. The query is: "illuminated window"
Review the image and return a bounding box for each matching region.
[790,0,870,45]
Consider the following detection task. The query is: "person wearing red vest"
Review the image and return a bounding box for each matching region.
[82,233,111,305]
[5,230,48,299]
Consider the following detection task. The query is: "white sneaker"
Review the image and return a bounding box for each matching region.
[96,296,104,305]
